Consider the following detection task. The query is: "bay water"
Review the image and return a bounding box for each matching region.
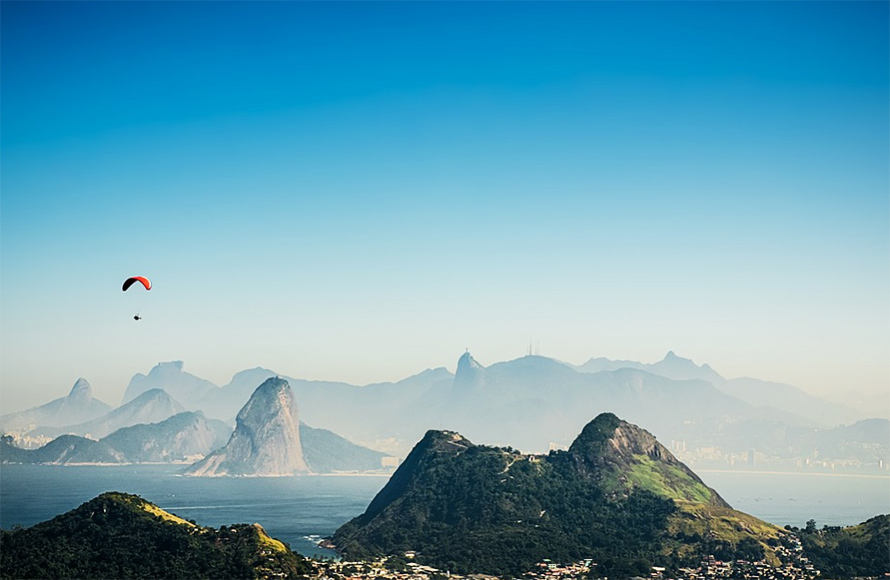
[1,464,887,558]
[0,464,386,558]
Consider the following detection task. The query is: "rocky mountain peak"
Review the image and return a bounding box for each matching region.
[235,376,291,424]
[453,351,485,392]
[416,429,474,457]
[568,413,729,507]
[184,377,308,476]
[569,412,667,460]
[67,378,93,401]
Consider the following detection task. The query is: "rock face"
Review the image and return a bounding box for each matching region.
[0,379,112,432]
[567,412,730,507]
[185,377,309,476]
[452,351,485,394]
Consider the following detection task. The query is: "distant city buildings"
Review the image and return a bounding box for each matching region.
[668,441,889,475]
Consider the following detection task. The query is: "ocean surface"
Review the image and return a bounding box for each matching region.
[0,464,387,558]
[697,470,890,528]
[1,464,888,557]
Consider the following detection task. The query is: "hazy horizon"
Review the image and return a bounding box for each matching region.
[2,2,887,416]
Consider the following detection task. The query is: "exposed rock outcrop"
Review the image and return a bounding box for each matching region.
[185,377,309,476]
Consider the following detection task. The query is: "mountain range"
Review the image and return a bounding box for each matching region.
[2,352,886,473]
[30,388,185,440]
[1,380,393,474]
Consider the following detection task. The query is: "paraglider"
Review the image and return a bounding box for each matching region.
[122,276,151,292]
[123,276,151,320]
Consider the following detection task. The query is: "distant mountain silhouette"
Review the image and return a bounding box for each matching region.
[198,366,277,421]
[12,351,883,472]
[0,378,111,432]
[2,408,394,472]
[122,361,218,409]
[579,352,861,426]
[32,388,185,439]
[1,433,124,464]
[299,423,392,473]
[101,411,231,463]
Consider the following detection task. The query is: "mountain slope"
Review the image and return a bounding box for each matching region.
[564,412,728,506]
[299,423,392,474]
[198,367,278,421]
[721,377,862,427]
[0,434,125,464]
[0,379,111,432]
[0,492,311,579]
[332,413,785,576]
[577,351,724,384]
[579,352,862,427]
[100,411,231,462]
[796,515,890,578]
[32,388,185,439]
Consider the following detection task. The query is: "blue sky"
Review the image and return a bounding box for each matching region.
[1,1,888,412]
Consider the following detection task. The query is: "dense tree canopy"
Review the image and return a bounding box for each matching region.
[0,492,311,580]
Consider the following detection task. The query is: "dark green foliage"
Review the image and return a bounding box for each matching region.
[332,415,779,576]
[334,437,679,575]
[0,492,311,579]
[796,515,890,578]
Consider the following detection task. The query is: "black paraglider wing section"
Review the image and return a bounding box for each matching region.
[122,276,151,291]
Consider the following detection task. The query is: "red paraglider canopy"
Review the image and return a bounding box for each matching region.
[122,276,152,291]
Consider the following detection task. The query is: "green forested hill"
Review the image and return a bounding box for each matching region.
[332,413,785,576]
[0,492,311,580]
[794,515,890,578]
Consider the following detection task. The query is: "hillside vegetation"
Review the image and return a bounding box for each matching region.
[793,515,890,578]
[0,492,311,579]
[333,413,785,576]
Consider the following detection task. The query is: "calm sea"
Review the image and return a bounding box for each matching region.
[0,464,386,558]
[1,464,887,557]
[697,470,890,528]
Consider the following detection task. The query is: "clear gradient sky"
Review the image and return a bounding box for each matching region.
[1,1,888,413]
